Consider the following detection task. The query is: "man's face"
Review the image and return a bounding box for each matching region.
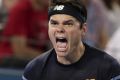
[48,14,86,57]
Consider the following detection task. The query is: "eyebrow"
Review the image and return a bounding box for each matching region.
[50,19,57,23]
[63,20,74,24]
[50,19,75,23]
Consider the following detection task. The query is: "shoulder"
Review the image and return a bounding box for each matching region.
[23,49,54,80]
[85,43,120,68]
[85,43,120,79]
[85,43,118,61]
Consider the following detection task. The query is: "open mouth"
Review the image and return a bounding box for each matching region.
[56,37,67,43]
[56,37,68,51]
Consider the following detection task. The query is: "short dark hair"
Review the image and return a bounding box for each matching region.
[49,0,87,23]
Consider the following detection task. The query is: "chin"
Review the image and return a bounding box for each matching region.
[56,50,68,57]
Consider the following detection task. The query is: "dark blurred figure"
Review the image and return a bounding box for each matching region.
[0,0,50,69]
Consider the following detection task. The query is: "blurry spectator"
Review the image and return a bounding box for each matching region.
[0,0,22,65]
[104,0,120,63]
[0,0,50,68]
[81,0,109,49]
[0,0,21,31]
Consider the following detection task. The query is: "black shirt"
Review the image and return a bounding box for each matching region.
[23,44,120,80]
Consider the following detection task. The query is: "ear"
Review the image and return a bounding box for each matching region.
[81,23,87,37]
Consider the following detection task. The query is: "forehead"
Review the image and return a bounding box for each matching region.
[49,14,78,22]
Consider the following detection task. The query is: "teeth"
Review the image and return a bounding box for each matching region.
[56,37,66,40]
[56,36,66,40]
[58,37,65,39]
[56,37,67,42]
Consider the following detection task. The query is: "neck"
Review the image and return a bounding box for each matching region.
[57,42,85,65]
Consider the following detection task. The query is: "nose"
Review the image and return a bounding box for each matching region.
[56,26,65,33]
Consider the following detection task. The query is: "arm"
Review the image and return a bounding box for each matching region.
[11,36,44,60]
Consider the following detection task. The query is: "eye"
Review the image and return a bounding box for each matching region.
[64,22,74,27]
[66,22,73,25]
[50,21,58,25]
[49,20,59,27]
[63,20,75,27]
[51,22,58,25]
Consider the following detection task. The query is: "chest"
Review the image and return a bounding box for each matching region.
[41,57,98,80]
[42,67,97,80]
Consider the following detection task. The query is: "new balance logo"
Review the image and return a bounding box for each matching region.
[54,5,64,10]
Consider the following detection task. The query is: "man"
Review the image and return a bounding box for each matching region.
[0,0,49,68]
[23,0,120,80]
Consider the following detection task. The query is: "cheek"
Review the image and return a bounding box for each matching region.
[69,29,81,44]
[70,29,81,38]
[48,29,52,39]
[48,28,55,41]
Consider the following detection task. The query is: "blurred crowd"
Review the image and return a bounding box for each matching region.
[0,0,120,69]
[0,0,51,69]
